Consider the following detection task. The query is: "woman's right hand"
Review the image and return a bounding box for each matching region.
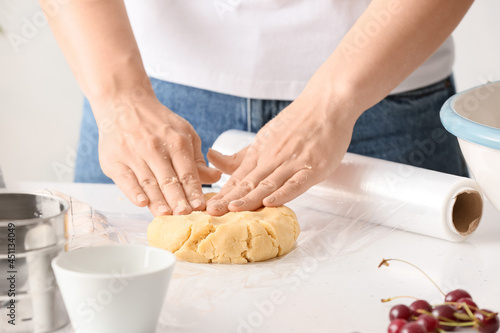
[93,97,221,216]
[41,0,221,215]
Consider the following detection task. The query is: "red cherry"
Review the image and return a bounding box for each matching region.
[390,304,412,321]
[475,309,500,333]
[388,319,408,333]
[455,297,478,315]
[410,300,432,316]
[445,289,472,303]
[401,322,427,333]
[432,305,457,331]
[416,314,439,332]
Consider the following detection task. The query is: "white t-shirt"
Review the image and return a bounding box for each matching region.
[124,0,454,100]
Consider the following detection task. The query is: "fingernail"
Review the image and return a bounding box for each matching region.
[265,196,276,204]
[158,205,170,214]
[173,200,191,215]
[210,201,224,212]
[174,205,191,215]
[137,194,147,203]
[190,199,203,210]
[177,200,189,208]
[230,200,244,207]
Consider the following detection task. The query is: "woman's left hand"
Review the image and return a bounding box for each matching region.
[205,0,475,216]
[206,84,357,215]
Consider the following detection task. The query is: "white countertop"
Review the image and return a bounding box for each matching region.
[6,182,500,333]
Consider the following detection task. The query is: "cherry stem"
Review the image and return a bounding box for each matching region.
[434,313,475,327]
[462,303,476,320]
[438,320,476,327]
[440,302,498,320]
[379,258,446,296]
[418,309,433,316]
[441,301,479,312]
[477,308,499,319]
[433,302,477,324]
[381,295,419,303]
[453,312,472,322]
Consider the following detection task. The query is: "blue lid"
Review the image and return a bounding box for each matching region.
[440,87,500,151]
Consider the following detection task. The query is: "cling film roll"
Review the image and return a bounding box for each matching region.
[210,130,483,242]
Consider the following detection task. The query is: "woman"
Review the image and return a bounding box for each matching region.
[42,0,473,216]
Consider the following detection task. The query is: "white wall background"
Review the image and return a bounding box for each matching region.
[453,0,500,92]
[0,0,82,186]
[0,0,499,185]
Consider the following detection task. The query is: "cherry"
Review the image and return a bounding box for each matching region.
[432,305,456,331]
[455,297,478,315]
[445,289,472,303]
[416,314,439,332]
[401,322,427,333]
[390,304,412,321]
[475,309,500,333]
[410,300,432,316]
[388,319,408,333]
[380,258,499,332]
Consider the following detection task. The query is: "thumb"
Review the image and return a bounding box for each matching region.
[197,164,222,184]
[207,147,248,175]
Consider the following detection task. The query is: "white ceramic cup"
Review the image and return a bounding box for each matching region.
[51,245,175,333]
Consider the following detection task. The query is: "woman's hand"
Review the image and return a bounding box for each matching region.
[205,83,356,215]
[41,0,223,215]
[95,97,221,216]
[204,0,474,216]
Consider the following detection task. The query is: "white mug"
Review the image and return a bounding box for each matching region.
[52,245,175,333]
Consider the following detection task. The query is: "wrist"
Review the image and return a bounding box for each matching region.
[82,53,157,111]
[89,79,157,110]
[88,71,160,121]
[301,69,361,128]
[89,85,164,134]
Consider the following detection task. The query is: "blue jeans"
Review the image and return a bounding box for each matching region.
[74,76,467,183]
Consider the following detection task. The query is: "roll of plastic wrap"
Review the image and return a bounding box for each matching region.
[211,130,484,242]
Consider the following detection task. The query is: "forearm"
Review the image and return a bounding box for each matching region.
[308,0,473,123]
[40,0,153,116]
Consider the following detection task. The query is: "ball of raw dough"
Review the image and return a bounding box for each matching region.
[147,200,300,264]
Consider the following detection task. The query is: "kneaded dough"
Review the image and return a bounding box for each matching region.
[147,195,300,264]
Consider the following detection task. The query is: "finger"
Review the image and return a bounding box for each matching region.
[207,147,248,175]
[148,152,193,215]
[205,197,231,216]
[133,162,173,216]
[262,169,314,207]
[205,147,253,206]
[205,146,254,199]
[198,164,222,184]
[205,174,243,215]
[167,135,205,211]
[217,165,284,212]
[210,148,257,195]
[193,137,222,185]
[206,157,258,215]
[106,162,149,207]
[227,166,295,212]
